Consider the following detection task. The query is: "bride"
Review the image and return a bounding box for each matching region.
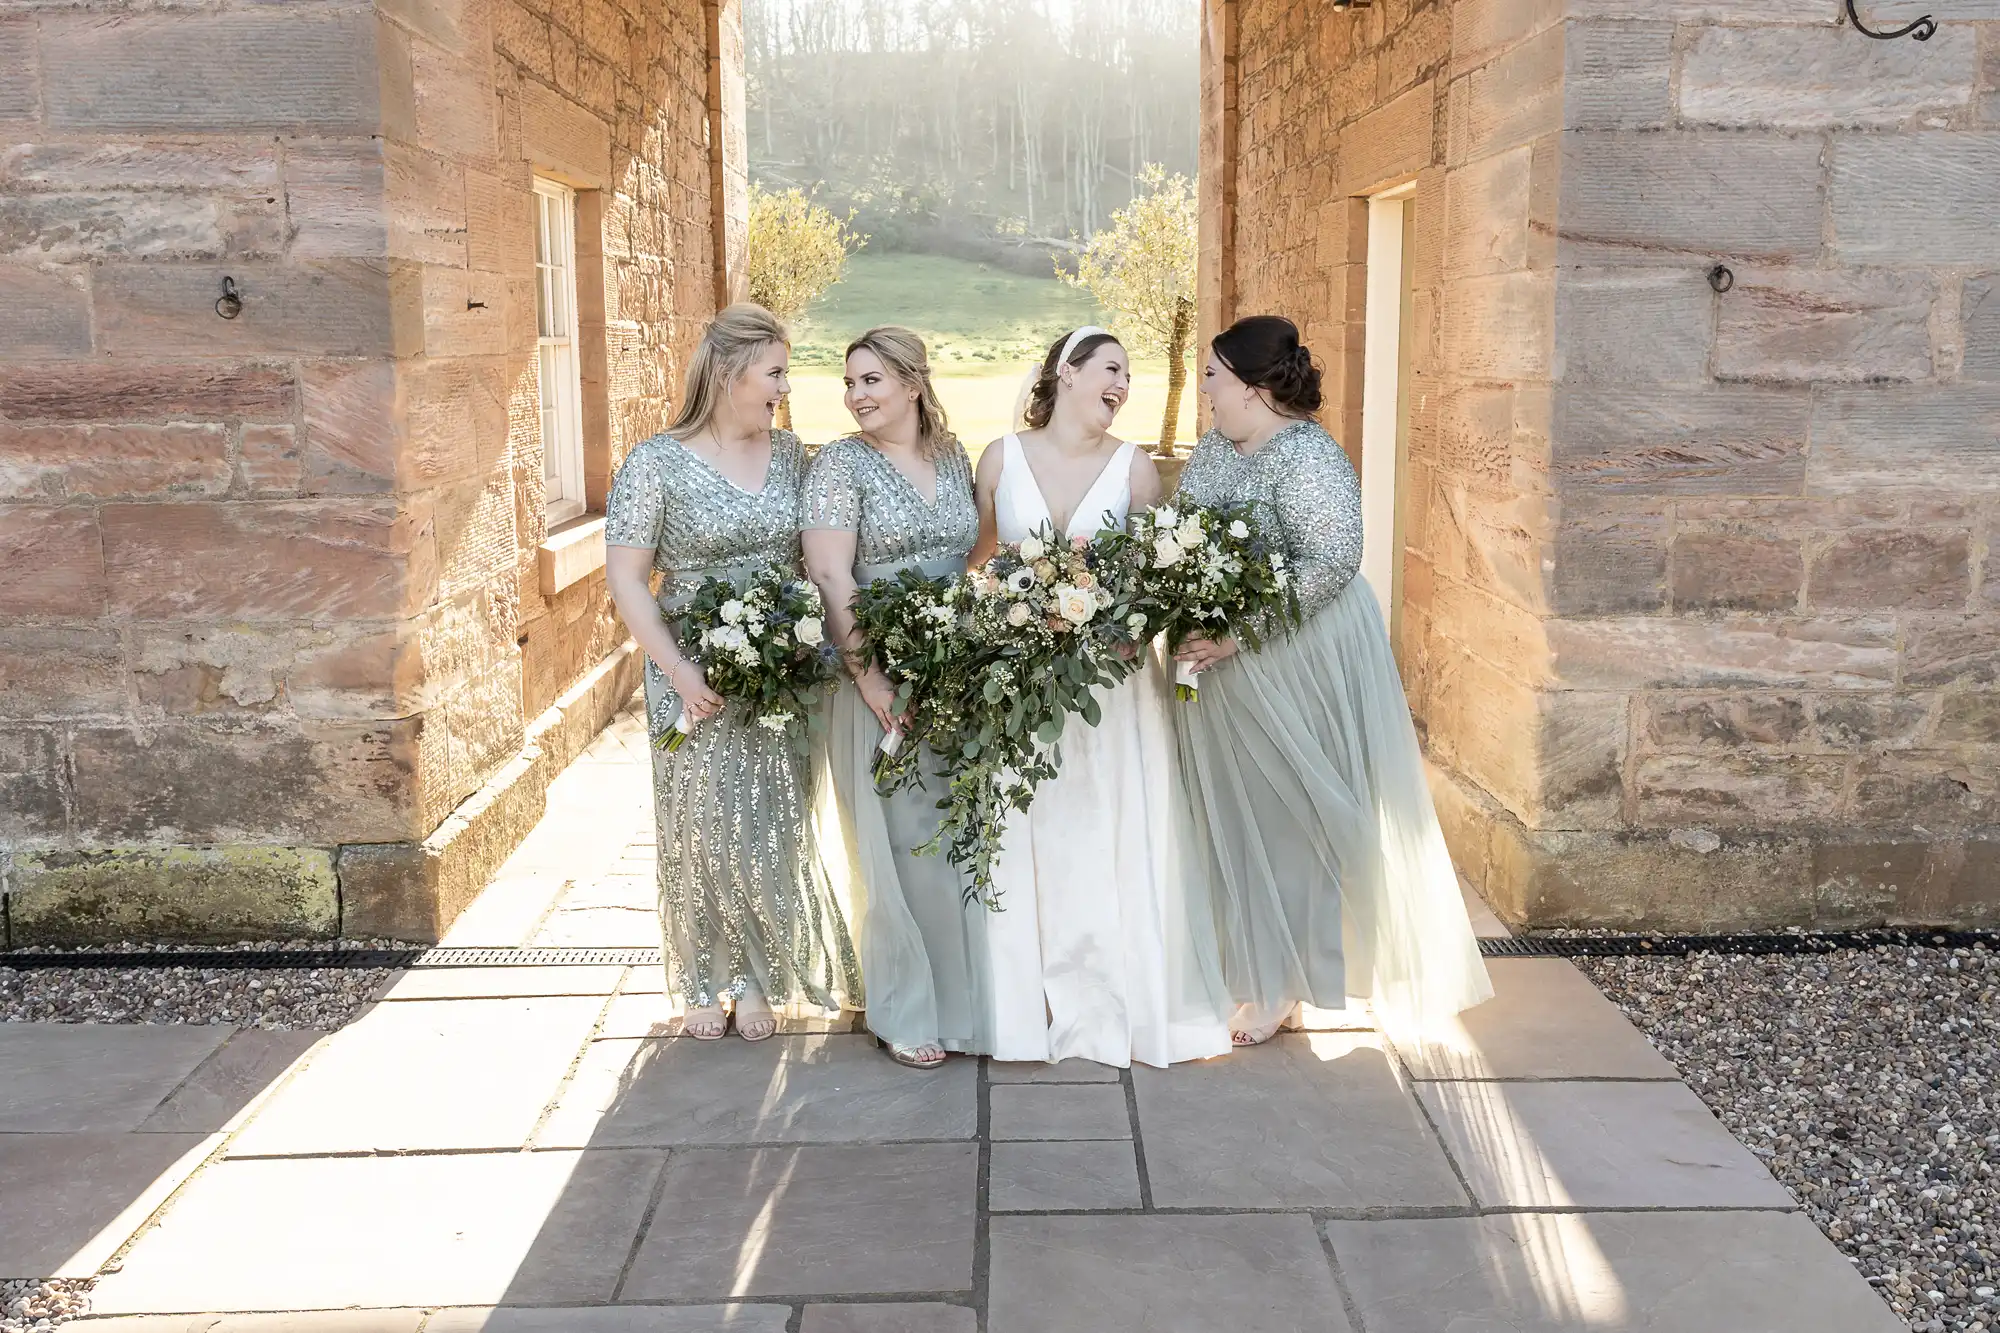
[969,326,1233,1068]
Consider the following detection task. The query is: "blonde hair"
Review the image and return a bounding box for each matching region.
[844,326,955,459]
[668,303,789,437]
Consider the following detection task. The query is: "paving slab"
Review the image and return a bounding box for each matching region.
[800,1305,977,1333]
[0,1024,230,1132]
[1134,1032,1466,1209]
[531,907,665,948]
[988,1213,1350,1333]
[72,1315,425,1331]
[425,1309,790,1332]
[1293,1000,1374,1031]
[433,871,569,948]
[225,997,602,1156]
[537,1034,975,1147]
[90,1150,663,1314]
[985,1059,1120,1083]
[594,991,862,1037]
[1417,1079,1797,1210]
[1328,1211,1906,1332]
[989,1140,1141,1211]
[136,1029,323,1134]
[0,1132,214,1279]
[1386,959,1680,1081]
[557,874,658,912]
[623,1142,977,1300]
[372,965,629,1002]
[988,1083,1130,1141]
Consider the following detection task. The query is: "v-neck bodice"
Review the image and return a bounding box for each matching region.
[995,434,1136,543]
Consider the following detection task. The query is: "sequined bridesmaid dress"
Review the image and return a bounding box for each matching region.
[604,428,859,1012]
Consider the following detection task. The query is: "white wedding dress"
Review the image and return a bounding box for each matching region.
[984,435,1234,1068]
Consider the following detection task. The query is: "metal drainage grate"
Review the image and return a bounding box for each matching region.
[1479,929,2000,959]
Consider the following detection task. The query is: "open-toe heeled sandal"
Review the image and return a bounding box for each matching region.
[876,1036,946,1069]
[733,1001,778,1043]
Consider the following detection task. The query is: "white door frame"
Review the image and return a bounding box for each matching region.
[1359,181,1416,632]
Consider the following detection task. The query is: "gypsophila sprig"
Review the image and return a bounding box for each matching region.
[661,566,841,753]
[1101,500,1300,700]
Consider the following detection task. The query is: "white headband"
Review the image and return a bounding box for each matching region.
[1054,325,1113,376]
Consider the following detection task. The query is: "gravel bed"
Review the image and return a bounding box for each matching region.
[2,1279,91,1333]
[1579,945,1999,1333]
[0,940,397,1029]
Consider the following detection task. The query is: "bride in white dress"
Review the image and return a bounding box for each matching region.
[968,327,1234,1069]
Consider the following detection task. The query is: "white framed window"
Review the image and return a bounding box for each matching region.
[534,178,587,525]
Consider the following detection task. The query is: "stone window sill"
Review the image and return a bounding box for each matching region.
[538,515,607,596]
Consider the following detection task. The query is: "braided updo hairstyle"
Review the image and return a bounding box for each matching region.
[1212,315,1322,416]
[1022,329,1123,429]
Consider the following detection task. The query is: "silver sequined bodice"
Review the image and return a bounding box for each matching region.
[801,435,979,574]
[604,429,806,578]
[1174,418,1362,618]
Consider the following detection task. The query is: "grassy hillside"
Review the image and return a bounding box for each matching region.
[786,252,1197,450]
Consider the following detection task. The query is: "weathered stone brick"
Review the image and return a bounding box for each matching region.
[1963,276,2000,383]
[1644,694,1809,750]
[1559,133,1824,263]
[1443,145,1533,278]
[70,720,420,845]
[1449,23,1562,164]
[0,505,106,615]
[301,359,399,493]
[1553,268,1712,384]
[1811,529,1971,611]
[0,729,68,841]
[380,0,470,53]
[42,11,380,133]
[1569,0,1839,17]
[0,363,295,423]
[421,265,510,357]
[1809,385,2000,495]
[1442,270,1553,379]
[1714,268,1934,384]
[1563,21,1672,130]
[285,140,389,259]
[0,140,282,191]
[1850,754,1992,829]
[0,191,286,264]
[96,261,406,358]
[101,501,420,619]
[1451,0,1564,77]
[0,266,92,355]
[8,846,341,947]
[1812,694,1932,750]
[1936,691,2000,744]
[406,355,510,485]
[0,627,125,720]
[1548,615,1899,691]
[1553,385,1809,496]
[0,423,233,500]
[0,20,38,122]
[518,77,612,184]
[410,34,500,162]
[385,141,469,267]
[1671,532,1803,612]
[1636,752,1846,828]
[240,424,303,494]
[1681,25,1975,128]
[1552,505,1669,615]
[1905,616,2000,687]
[291,623,426,721]
[1832,134,2000,266]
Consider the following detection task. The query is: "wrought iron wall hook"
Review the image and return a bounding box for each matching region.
[214,275,243,320]
[1845,0,1936,41]
[1708,264,1734,294]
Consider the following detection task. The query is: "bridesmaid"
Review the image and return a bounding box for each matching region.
[604,303,859,1042]
[1172,315,1493,1044]
[802,327,987,1069]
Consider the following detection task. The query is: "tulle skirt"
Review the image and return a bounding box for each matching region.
[812,680,994,1053]
[1174,577,1493,1025]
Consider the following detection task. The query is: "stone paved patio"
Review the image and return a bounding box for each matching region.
[2,707,1906,1331]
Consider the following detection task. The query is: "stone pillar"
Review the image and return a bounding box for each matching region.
[706,0,749,309]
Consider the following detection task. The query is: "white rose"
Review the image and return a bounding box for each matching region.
[1152,534,1185,569]
[1229,519,1250,540]
[1177,515,1204,544]
[1156,506,1179,529]
[1126,612,1149,634]
[795,616,824,647]
[1054,585,1095,625]
[1006,567,1036,595]
[926,604,955,625]
[720,599,746,625]
[1018,535,1046,561]
[1006,602,1032,627]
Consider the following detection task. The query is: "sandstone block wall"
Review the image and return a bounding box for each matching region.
[0,0,727,943]
[1211,0,2000,928]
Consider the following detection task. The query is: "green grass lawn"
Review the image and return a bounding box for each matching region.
[786,252,1197,450]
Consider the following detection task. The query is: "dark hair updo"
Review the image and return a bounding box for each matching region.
[1023,329,1123,429]
[1212,315,1322,416]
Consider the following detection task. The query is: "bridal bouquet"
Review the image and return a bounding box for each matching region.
[661,566,839,753]
[1104,501,1299,700]
[850,567,972,790]
[933,525,1140,906]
